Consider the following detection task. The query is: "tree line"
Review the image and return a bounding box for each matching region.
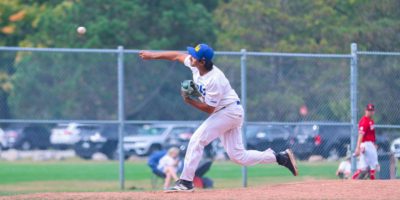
[1,0,399,124]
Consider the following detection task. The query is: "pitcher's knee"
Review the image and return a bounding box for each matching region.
[228,151,246,165]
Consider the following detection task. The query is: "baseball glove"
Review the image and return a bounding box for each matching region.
[181,80,202,99]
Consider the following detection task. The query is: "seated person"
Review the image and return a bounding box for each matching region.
[157,147,180,190]
[147,144,214,190]
[336,156,351,179]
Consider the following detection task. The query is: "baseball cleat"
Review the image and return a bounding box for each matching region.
[164,179,194,193]
[276,149,299,176]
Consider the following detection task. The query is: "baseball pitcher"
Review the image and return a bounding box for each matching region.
[139,43,298,192]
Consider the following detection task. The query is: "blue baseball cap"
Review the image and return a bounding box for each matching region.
[187,44,214,61]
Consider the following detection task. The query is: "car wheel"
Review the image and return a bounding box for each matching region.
[20,140,32,151]
[297,153,311,161]
[78,155,92,160]
[108,149,129,160]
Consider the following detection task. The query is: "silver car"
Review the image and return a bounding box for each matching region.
[123,123,198,156]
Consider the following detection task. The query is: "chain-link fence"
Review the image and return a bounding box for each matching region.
[357,51,400,180]
[0,45,399,189]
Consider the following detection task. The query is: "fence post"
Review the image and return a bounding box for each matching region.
[350,43,358,173]
[241,49,248,187]
[117,46,125,190]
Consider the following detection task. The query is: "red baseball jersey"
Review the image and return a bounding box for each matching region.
[358,116,375,143]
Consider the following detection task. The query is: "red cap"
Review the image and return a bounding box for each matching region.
[366,103,375,111]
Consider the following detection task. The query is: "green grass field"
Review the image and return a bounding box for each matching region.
[0,159,343,196]
[1,158,398,196]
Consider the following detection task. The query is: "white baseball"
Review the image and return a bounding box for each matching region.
[77,26,86,34]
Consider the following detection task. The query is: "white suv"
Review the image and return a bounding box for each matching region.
[50,123,97,149]
[123,123,198,156]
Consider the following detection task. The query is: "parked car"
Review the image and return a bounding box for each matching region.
[3,124,51,150]
[315,125,352,159]
[245,124,291,153]
[290,123,355,160]
[375,132,391,153]
[289,123,320,160]
[163,125,215,159]
[50,123,98,149]
[124,123,198,157]
[290,123,391,160]
[390,137,400,160]
[74,124,139,160]
[0,127,7,150]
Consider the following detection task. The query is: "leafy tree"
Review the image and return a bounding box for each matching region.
[8,0,218,120]
[3,0,400,124]
[0,0,48,118]
[21,0,217,49]
[214,0,400,123]
[214,0,400,52]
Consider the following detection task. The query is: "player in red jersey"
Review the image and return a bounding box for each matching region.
[352,103,379,180]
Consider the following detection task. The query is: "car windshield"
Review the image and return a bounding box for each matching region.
[246,125,261,138]
[78,126,102,136]
[169,127,195,139]
[124,125,139,136]
[136,126,166,136]
[247,125,289,138]
[294,125,319,136]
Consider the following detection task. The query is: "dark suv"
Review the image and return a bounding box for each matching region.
[290,123,351,160]
[74,124,138,160]
[3,124,51,150]
[163,125,216,159]
[290,123,390,160]
[246,124,291,153]
[316,125,352,159]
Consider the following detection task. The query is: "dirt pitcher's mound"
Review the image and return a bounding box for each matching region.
[3,180,400,200]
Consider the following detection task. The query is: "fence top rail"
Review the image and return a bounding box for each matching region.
[0,119,202,125]
[216,51,352,58]
[127,49,352,58]
[0,119,399,128]
[0,46,121,53]
[3,46,400,57]
[0,46,351,58]
[358,51,400,56]
[247,121,352,126]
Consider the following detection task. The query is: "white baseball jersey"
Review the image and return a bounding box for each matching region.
[183,56,239,111]
[180,56,277,181]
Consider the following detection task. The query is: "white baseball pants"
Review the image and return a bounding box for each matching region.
[357,141,379,170]
[180,103,277,181]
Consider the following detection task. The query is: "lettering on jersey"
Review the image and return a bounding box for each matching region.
[210,100,217,104]
[199,85,206,96]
